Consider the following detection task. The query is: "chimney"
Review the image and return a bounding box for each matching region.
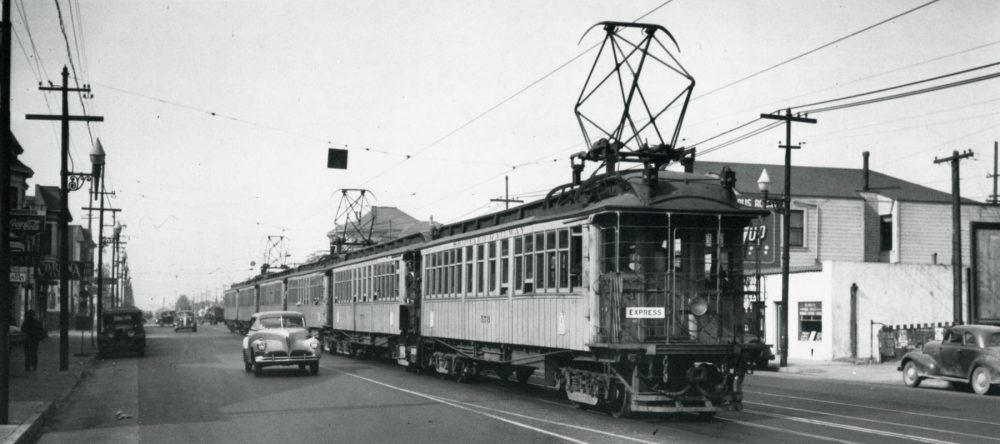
[862,151,870,191]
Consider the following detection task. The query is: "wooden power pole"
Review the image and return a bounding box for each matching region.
[26,67,104,371]
[760,108,816,368]
[934,149,974,325]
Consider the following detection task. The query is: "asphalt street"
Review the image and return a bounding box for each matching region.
[37,324,1000,444]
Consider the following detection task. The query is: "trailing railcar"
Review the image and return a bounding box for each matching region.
[326,234,425,358]
[234,284,257,334]
[285,270,328,335]
[257,280,284,314]
[223,289,238,332]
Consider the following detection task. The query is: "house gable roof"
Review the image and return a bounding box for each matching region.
[693,161,972,204]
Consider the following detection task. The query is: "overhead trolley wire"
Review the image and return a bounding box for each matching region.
[691,0,941,103]
[357,0,678,187]
[800,69,1000,114]
[793,61,1000,111]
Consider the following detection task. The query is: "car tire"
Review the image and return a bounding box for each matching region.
[971,367,993,395]
[310,362,319,376]
[244,353,252,372]
[138,348,145,358]
[253,363,262,377]
[902,361,922,388]
[193,327,197,333]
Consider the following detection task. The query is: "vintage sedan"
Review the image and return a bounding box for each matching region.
[174,311,197,332]
[899,324,1000,395]
[99,306,146,358]
[241,311,321,376]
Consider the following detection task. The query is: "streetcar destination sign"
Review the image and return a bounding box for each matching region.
[626,307,665,319]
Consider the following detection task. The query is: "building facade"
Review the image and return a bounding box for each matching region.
[695,157,1000,361]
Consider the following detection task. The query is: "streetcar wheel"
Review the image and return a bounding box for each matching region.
[971,367,993,395]
[902,361,922,388]
[607,381,631,418]
[496,366,512,381]
[515,368,533,384]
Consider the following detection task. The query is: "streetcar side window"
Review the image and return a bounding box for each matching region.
[570,227,582,290]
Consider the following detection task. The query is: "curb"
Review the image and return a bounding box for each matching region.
[4,368,91,444]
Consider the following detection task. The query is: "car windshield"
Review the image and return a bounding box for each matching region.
[105,314,138,326]
[259,315,305,329]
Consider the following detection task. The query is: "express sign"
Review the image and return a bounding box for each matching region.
[626,307,665,319]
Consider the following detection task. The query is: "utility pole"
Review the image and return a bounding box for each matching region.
[26,67,103,372]
[935,149,974,325]
[0,0,13,424]
[760,108,816,368]
[490,176,523,209]
[83,193,119,333]
[989,141,998,205]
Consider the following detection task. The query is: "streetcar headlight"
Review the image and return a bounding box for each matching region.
[690,296,709,317]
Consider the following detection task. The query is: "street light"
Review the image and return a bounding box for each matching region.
[757,168,771,204]
[67,138,105,200]
[758,167,790,367]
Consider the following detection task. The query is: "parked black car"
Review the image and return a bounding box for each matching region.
[99,306,146,358]
[900,324,1000,395]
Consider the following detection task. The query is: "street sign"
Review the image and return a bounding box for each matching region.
[10,266,30,283]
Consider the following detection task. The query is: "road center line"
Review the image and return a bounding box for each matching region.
[336,370,588,444]
[744,409,957,444]
[746,390,1000,427]
[715,417,859,444]
[748,401,1000,442]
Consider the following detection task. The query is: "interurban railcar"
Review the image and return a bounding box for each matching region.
[223,166,766,417]
[394,169,765,416]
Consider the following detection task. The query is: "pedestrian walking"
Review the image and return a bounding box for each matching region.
[21,310,45,372]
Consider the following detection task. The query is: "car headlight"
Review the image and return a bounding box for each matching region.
[104,330,115,338]
[126,329,136,338]
[309,339,320,349]
[254,341,266,352]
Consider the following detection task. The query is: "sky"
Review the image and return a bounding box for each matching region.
[9,0,1000,311]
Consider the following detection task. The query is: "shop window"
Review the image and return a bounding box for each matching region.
[798,301,822,341]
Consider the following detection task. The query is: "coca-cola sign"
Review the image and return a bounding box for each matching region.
[10,215,45,233]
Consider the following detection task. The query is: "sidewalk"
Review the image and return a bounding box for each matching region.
[757,357,903,385]
[0,330,97,444]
